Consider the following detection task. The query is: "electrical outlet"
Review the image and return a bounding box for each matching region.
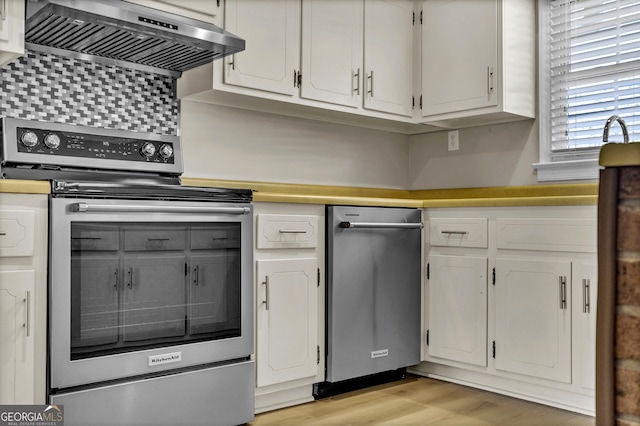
[448,130,459,151]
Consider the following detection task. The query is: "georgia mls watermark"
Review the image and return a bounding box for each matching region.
[0,405,63,426]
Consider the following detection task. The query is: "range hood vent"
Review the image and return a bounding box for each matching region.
[25,0,245,77]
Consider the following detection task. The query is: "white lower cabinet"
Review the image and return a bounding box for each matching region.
[0,270,35,404]
[494,258,571,384]
[427,254,487,367]
[0,193,47,405]
[253,203,324,414]
[256,258,318,387]
[416,206,598,415]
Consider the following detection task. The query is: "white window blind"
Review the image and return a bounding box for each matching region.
[550,0,640,152]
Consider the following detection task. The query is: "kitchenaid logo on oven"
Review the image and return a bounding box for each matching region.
[371,349,389,359]
[148,351,182,367]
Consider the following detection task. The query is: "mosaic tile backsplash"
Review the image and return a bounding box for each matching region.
[0,50,179,135]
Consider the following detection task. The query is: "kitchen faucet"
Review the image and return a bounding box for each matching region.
[602,115,629,144]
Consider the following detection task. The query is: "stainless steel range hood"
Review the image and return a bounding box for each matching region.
[25,0,245,77]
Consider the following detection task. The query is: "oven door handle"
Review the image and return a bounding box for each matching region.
[71,203,251,215]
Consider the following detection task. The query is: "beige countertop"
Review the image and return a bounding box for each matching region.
[0,179,50,194]
[0,177,598,207]
[182,178,599,208]
[600,142,640,167]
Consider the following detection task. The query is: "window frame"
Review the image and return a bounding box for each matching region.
[534,0,638,181]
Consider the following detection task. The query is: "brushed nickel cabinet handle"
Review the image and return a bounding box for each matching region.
[583,278,591,313]
[354,68,360,95]
[367,70,374,96]
[441,230,468,235]
[559,276,567,310]
[24,291,31,337]
[278,229,307,234]
[193,265,200,286]
[262,276,269,310]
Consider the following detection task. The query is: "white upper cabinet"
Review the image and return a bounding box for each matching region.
[363,0,415,117]
[420,0,535,127]
[224,0,301,96]
[300,0,363,108]
[0,0,25,68]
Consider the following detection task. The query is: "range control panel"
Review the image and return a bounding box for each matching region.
[16,127,175,164]
[1,118,182,176]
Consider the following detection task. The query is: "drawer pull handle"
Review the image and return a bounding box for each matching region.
[279,230,307,234]
[441,230,468,235]
[147,238,169,241]
[0,232,6,236]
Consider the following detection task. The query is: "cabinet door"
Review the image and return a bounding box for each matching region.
[363,0,414,116]
[0,0,24,67]
[0,270,35,404]
[256,258,318,387]
[300,0,363,108]
[428,255,487,367]
[224,0,301,96]
[495,258,571,383]
[573,261,597,393]
[421,0,497,116]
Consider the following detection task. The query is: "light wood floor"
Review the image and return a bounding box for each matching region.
[250,375,595,426]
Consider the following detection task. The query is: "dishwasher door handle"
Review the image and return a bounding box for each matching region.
[339,221,423,229]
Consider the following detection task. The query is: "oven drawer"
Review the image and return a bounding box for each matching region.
[124,228,186,251]
[50,360,255,426]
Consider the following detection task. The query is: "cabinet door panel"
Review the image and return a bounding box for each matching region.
[0,270,35,404]
[495,258,571,383]
[363,0,414,116]
[300,0,363,107]
[422,0,497,116]
[224,0,301,96]
[428,255,487,366]
[256,258,318,387]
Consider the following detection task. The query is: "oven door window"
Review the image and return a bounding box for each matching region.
[70,222,241,360]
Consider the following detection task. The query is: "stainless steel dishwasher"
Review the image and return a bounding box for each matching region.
[315,206,422,397]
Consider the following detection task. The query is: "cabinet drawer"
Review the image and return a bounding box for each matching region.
[71,227,119,251]
[190,225,240,250]
[0,210,35,257]
[429,218,487,248]
[496,218,596,253]
[256,214,319,249]
[124,228,186,251]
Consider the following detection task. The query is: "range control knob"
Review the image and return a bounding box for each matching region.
[44,133,61,149]
[140,142,156,158]
[158,144,174,159]
[20,131,39,148]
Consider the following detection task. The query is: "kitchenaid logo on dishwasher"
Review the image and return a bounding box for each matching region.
[371,349,389,359]
[148,352,182,367]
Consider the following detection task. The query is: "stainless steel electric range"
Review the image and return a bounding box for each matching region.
[0,117,255,426]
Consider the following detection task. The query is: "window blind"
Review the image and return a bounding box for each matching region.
[549,0,640,151]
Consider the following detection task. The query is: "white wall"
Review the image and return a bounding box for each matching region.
[409,119,540,189]
[180,101,411,189]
